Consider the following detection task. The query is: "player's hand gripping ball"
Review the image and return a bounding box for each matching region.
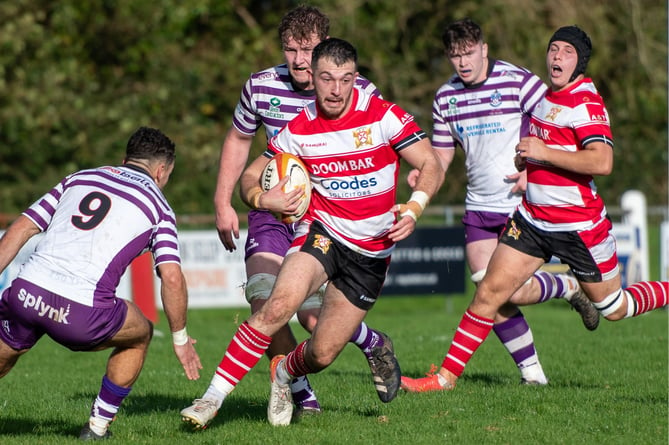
[261,153,312,223]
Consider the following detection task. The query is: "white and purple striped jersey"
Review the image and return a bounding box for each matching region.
[432,59,547,213]
[232,63,381,141]
[18,165,180,308]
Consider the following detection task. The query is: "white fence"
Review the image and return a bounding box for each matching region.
[1,190,663,310]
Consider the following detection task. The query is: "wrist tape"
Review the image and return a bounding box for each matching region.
[172,328,189,346]
[400,190,430,221]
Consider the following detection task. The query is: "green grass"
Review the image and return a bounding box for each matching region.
[1,295,667,445]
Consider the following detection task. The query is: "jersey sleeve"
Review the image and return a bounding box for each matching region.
[355,75,383,99]
[22,178,66,231]
[151,211,181,267]
[431,90,456,151]
[384,102,427,151]
[519,72,548,116]
[572,96,614,148]
[231,75,262,136]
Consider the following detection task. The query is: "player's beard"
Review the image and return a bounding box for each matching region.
[317,95,351,120]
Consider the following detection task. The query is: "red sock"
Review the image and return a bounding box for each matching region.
[285,340,312,377]
[215,321,271,386]
[626,281,668,316]
[442,310,494,377]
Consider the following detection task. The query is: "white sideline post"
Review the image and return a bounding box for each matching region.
[661,221,669,281]
[617,190,649,284]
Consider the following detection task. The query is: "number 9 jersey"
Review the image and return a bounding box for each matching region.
[18,165,180,308]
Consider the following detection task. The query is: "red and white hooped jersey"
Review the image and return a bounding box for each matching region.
[267,88,427,258]
[520,78,614,231]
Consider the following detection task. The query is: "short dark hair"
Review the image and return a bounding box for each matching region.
[278,5,329,45]
[125,127,175,164]
[311,38,357,70]
[442,18,484,54]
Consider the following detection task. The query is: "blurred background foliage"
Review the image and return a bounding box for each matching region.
[0,0,666,224]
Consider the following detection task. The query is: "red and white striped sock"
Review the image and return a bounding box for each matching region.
[285,339,312,378]
[625,281,669,317]
[210,321,271,394]
[442,309,494,377]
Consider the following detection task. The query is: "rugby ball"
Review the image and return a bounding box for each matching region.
[261,152,311,223]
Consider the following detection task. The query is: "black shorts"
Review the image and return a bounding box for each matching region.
[299,221,390,311]
[498,211,616,283]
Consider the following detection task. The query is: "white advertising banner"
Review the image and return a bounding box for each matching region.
[160,230,248,308]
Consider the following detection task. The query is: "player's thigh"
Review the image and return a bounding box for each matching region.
[255,252,326,329]
[275,251,327,299]
[0,339,27,377]
[478,243,544,305]
[466,238,499,273]
[246,252,283,277]
[97,300,152,350]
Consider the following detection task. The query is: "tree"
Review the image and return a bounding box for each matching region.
[1,0,666,223]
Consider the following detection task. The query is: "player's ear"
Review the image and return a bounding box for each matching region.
[154,161,170,186]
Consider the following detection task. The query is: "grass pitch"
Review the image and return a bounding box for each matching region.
[1,294,667,444]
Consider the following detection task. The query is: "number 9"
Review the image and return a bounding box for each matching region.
[71,191,111,230]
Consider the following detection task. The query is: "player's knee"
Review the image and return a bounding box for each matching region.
[134,318,153,348]
[253,297,295,328]
[146,320,154,341]
[245,273,276,303]
[0,342,23,378]
[307,347,336,372]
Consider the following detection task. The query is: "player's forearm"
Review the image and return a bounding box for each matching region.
[239,172,257,208]
[214,157,247,208]
[413,158,445,200]
[214,130,253,208]
[544,142,613,176]
[0,215,40,273]
[434,148,455,173]
[159,268,189,332]
[240,157,269,209]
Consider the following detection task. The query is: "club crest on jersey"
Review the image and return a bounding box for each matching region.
[312,234,332,254]
[489,90,502,107]
[447,97,459,116]
[505,220,521,240]
[545,107,562,122]
[353,127,373,148]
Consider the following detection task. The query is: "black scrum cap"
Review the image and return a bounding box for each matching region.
[548,25,592,82]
